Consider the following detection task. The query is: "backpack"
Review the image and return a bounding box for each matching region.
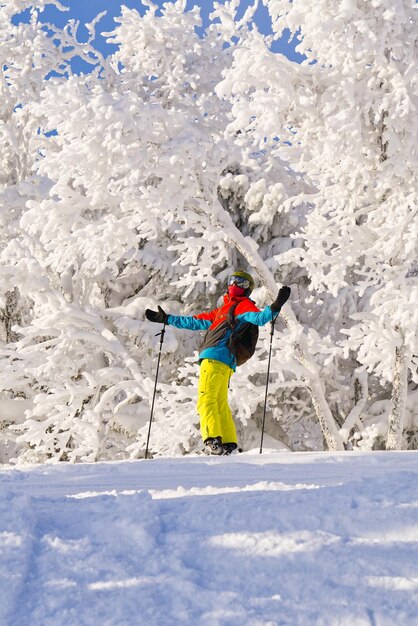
[226,303,259,366]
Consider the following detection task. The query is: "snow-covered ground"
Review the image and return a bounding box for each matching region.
[1,450,418,626]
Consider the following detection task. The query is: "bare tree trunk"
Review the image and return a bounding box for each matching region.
[0,288,22,343]
[386,329,409,451]
[340,371,368,443]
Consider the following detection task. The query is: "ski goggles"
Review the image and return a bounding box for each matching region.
[228,275,250,289]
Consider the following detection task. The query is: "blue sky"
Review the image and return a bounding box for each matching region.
[31,0,304,71]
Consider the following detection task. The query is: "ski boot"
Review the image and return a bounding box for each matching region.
[222,443,239,455]
[203,437,224,455]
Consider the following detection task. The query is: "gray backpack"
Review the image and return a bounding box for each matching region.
[226,303,259,366]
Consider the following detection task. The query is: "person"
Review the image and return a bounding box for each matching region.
[145,270,291,455]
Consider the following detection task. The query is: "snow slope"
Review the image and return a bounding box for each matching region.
[1,450,418,626]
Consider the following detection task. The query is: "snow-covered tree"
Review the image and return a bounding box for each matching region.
[0,1,311,462]
[219,0,418,449]
[0,0,92,458]
[2,0,415,463]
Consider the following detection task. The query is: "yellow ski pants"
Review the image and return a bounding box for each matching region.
[197,359,237,444]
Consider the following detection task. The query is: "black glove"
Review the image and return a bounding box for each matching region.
[145,306,168,324]
[270,286,291,313]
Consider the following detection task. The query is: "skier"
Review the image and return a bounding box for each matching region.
[145,271,291,455]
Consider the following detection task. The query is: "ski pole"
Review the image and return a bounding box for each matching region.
[260,314,278,454]
[145,322,166,459]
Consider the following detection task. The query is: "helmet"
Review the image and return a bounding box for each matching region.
[228,270,255,294]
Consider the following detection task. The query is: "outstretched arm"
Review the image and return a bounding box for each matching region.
[167,314,211,331]
[237,286,291,326]
[145,306,214,331]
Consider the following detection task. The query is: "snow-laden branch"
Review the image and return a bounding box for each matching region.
[191,170,344,451]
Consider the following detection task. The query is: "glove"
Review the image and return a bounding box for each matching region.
[145,305,168,324]
[270,286,291,313]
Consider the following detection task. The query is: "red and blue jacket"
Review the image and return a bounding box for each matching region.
[167,293,276,370]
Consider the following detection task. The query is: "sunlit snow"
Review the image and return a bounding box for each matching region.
[1,450,418,625]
